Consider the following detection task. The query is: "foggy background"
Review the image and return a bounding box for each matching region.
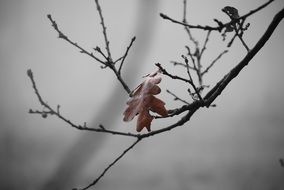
[1,0,284,189]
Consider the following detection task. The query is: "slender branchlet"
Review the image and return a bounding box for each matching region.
[94,0,112,61]
[161,0,275,31]
[166,89,190,105]
[118,36,136,75]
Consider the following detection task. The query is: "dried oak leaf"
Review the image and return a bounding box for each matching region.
[123,70,168,132]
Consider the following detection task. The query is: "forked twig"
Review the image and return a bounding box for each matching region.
[27,69,138,138]
[160,0,275,32]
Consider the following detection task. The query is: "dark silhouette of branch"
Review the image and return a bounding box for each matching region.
[78,139,141,190]
[204,7,284,106]
[47,14,131,94]
[46,14,105,65]
[200,31,211,57]
[166,89,190,105]
[147,6,284,139]
[27,69,138,138]
[118,36,136,74]
[182,0,198,46]
[94,0,112,61]
[170,60,194,70]
[160,0,274,32]
[201,50,228,76]
[155,63,191,84]
[221,7,250,51]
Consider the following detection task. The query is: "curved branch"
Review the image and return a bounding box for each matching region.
[204,7,284,106]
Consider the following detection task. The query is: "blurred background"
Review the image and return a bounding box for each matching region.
[1,0,284,189]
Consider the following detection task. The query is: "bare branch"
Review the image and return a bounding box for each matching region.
[47,14,105,65]
[166,89,190,105]
[201,50,228,76]
[200,31,211,57]
[182,0,199,47]
[204,7,284,106]
[151,6,284,139]
[182,55,203,101]
[185,46,198,70]
[27,69,137,138]
[118,36,136,74]
[155,63,191,84]
[160,12,218,31]
[94,0,112,61]
[78,138,141,190]
[160,0,275,31]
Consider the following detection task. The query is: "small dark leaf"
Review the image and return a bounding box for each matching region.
[222,6,239,19]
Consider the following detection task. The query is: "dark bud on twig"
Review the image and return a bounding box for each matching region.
[94,46,101,52]
[99,124,105,130]
[27,69,33,77]
[213,19,224,31]
[47,14,52,20]
[41,112,48,118]
[181,55,188,63]
[244,23,250,30]
[159,13,169,19]
[57,105,60,114]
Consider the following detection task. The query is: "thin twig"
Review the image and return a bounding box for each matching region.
[222,10,250,52]
[160,13,218,31]
[27,69,137,138]
[202,50,228,76]
[236,31,250,51]
[170,61,195,70]
[183,0,199,47]
[166,89,190,104]
[94,0,112,61]
[155,63,191,84]
[160,0,275,31]
[226,19,246,47]
[79,138,141,190]
[200,31,211,57]
[118,36,136,74]
[185,46,198,70]
[47,15,105,66]
[182,55,203,101]
[94,46,108,60]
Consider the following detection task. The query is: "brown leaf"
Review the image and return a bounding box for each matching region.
[123,70,168,132]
